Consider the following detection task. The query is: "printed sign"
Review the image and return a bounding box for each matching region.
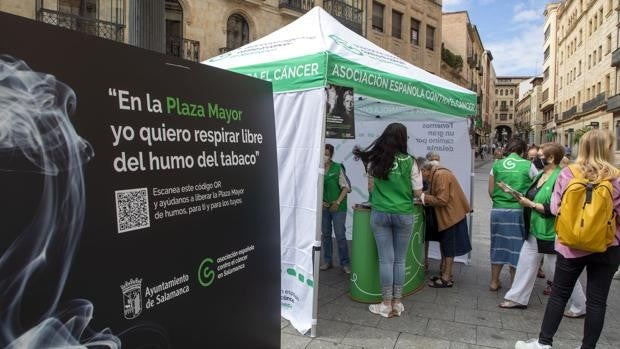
[0,12,280,348]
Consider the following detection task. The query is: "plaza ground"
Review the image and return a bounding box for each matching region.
[280,159,620,349]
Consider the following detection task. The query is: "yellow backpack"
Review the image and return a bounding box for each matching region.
[555,165,616,252]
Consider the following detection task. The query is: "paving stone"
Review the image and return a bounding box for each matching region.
[455,307,502,328]
[449,342,496,349]
[305,339,361,349]
[312,319,353,344]
[394,333,450,349]
[500,312,543,333]
[376,310,429,335]
[425,319,477,344]
[281,332,312,349]
[341,324,399,349]
[435,290,478,309]
[318,284,347,306]
[329,303,382,327]
[405,300,456,321]
[476,325,527,348]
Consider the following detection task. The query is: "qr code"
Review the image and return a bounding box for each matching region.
[115,188,150,233]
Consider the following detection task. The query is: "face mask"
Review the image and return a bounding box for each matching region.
[533,158,544,170]
[324,155,330,163]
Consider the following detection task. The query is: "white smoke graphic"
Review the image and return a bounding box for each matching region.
[0,55,120,348]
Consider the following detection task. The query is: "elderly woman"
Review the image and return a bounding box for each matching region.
[420,161,472,287]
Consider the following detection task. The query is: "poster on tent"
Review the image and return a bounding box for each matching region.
[0,13,280,348]
[325,84,355,139]
[333,115,472,263]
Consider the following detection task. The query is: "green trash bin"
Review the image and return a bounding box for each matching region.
[349,204,425,303]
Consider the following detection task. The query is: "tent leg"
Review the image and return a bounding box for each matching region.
[468,146,474,264]
[310,247,320,337]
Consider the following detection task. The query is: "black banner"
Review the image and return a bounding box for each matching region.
[0,12,280,348]
[325,84,355,139]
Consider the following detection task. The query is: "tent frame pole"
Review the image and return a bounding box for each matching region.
[311,100,328,338]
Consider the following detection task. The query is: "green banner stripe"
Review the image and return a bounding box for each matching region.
[226,52,477,116]
[229,53,326,92]
[326,54,477,117]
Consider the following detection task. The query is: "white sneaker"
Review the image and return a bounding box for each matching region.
[368,303,393,318]
[515,339,552,349]
[392,302,405,316]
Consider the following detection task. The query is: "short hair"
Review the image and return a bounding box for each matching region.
[325,143,334,157]
[425,151,440,161]
[540,142,564,165]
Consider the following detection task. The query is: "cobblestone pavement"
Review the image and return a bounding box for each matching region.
[281,159,620,349]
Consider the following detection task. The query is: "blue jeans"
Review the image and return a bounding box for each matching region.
[370,210,414,301]
[321,209,350,267]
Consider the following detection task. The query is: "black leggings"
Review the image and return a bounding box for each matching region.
[538,246,620,349]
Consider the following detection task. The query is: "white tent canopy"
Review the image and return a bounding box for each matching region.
[204,7,476,335]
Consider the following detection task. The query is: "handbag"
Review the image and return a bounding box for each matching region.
[424,205,440,242]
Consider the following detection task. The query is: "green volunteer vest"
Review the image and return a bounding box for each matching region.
[371,154,414,214]
[529,167,561,241]
[323,162,347,212]
[492,153,533,209]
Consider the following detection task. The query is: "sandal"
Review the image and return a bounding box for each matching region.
[563,310,585,318]
[430,275,454,283]
[498,300,527,309]
[489,283,502,292]
[543,281,552,296]
[428,277,453,288]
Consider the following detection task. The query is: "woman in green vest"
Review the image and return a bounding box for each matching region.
[320,144,351,274]
[488,137,534,291]
[499,143,586,314]
[353,123,423,318]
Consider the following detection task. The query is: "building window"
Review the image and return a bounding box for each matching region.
[588,54,592,68]
[607,34,612,54]
[599,45,603,62]
[589,19,592,35]
[500,89,504,96]
[509,114,513,119]
[391,10,402,39]
[578,60,582,75]
[495,88,498,94]
[544,25,550,42]
[579,29,582,45]
[543,88,549,101]
[599,8,603,25]
[544,67,549,81]
[510,89,513,95]
[510,100,513,106]
[544,46,550,61]
[372,2,384,32]
[426,25,435,50]
[410,18,420,45]
[226,14,249,50]
[606,74,611,93]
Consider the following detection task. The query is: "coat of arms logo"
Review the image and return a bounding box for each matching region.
[121,278,143,319]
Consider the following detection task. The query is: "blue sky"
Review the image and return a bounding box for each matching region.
[443,0,547,77]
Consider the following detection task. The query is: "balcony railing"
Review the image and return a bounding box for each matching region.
[562,106,577,119]
[582,92,607,113]
[323,0,363,34]
[607,93,620,112]
[167,36,200,62]
[37,8,124,42]
[279,0,315,14]
[499,105,508,111]
[612,48,620,67]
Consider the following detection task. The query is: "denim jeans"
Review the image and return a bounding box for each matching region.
[321,209,350,267]
[370,210,414,301]
[538,246,620,349]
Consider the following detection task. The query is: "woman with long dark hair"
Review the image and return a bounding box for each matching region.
[353,123,423,318]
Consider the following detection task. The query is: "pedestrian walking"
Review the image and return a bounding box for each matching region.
[516,129,620,349]
[353,123,423,318]
[320,144,351,274]
[498,143,586,316]
[420,161,472,287]
[488,137,534,291]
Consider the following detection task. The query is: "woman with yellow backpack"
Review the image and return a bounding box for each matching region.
[516,129,620,349]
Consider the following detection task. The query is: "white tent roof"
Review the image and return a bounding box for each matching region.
[204,7,477,117]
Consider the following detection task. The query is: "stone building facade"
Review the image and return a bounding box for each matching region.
[441,11,496,146]
[494,76,531,145]
[0,0,442,74]
[547,0,616,154]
